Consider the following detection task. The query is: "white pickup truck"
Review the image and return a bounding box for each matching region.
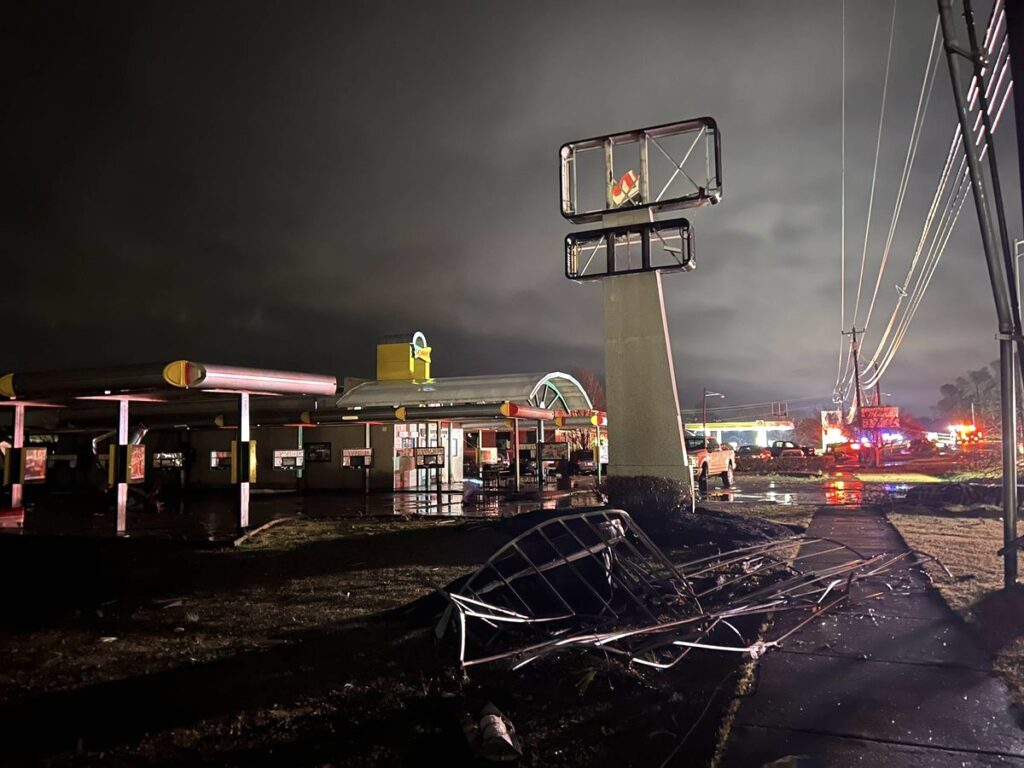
[685,432,735,493]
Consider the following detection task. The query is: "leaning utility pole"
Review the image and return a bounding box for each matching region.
[938,0,1018,587]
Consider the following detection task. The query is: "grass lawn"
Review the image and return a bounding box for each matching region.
[888,512,1024,704]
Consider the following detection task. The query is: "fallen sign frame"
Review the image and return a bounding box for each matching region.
[434,509,943,671]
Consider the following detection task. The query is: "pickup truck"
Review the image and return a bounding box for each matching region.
[768,440,815,458]
[685,432,735,492]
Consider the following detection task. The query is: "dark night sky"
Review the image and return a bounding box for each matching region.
[1,1,1018,415]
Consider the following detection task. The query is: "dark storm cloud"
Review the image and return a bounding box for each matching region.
[1,0,1016,414]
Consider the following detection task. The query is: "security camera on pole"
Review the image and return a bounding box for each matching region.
[560,117,722,506]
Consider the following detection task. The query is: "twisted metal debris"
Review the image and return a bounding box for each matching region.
[435,509,940,671]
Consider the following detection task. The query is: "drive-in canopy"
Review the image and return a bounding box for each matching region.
[336,372,593,413]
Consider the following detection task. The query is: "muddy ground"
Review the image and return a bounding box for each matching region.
[0,500,804,767]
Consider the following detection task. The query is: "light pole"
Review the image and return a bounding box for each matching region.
[702,388,725,447]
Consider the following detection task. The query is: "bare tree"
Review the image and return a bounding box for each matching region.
[570,367,607,412]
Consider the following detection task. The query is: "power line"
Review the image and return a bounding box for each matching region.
[862,17,941,334]
[837,3,1010,398]
[851,0,898,331]
[834,0,848,395]
[859,5,1011,389]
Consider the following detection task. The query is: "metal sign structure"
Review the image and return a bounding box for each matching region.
[566,217,694,281]
[560,116,722,224]
[858,406,900,431]
[559,116,722,495]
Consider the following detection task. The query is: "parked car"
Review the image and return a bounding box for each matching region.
[569,450,597,475]
[736,444,771,460]
[685,432,736,492]
[826,441,863,464]
[769,440,815,458]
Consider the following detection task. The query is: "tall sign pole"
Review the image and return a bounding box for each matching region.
[560,118,722,507]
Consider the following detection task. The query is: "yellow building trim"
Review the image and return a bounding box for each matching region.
[162,360,190,388]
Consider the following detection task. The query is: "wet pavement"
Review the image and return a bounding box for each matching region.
[1,472,929,543]
[700,474,913,507]
[721,505,1024,766]
[2,485,604,542]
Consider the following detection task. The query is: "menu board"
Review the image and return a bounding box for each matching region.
[210,451,232,470]
[414,446,445,469]
[152,452,184,469]
[23,447,47,482]
[342,448,373,468]
[273,449,305,470]
[129,445,146,484]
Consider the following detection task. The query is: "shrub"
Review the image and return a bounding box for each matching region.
[606,475,692,539]
[734,455,834,475]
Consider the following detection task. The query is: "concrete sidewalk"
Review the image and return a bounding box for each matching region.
[721,506,1024,767]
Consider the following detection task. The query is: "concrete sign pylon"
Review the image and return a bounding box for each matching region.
[603,270,694,505]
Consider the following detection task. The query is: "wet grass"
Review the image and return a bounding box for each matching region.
[706,499,816,530]
[888,512,1024,705]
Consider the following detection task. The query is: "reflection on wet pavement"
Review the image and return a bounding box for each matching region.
[5,474,917,542]
[5,487,605,543]
[699,476,911,508]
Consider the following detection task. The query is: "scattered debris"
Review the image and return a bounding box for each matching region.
[460,702,522,762]
[435,509,939,672]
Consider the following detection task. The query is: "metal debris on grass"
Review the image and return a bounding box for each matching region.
[434,509,940,671]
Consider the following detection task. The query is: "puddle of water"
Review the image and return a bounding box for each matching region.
[698,477,912,507]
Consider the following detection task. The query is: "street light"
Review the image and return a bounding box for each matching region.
[702,388,725,447]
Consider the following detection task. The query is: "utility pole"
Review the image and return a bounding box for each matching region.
[842,328,865,424]
[843,327,876,466]
[702,388,725,448]
[939,0,1018,587]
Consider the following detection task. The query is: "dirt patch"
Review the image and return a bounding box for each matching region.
[889,511,1024,705]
